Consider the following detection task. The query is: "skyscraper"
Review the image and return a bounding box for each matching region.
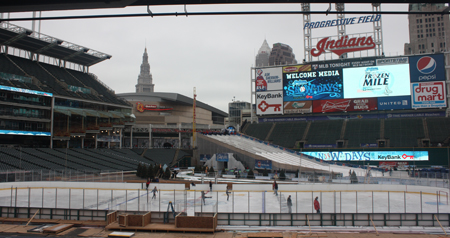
[255,39,271,67]
[135,48,154,93]
[404,3,450,55]
[269,43,297,66]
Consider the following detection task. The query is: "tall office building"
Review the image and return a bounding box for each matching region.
[269,43,297,66]
[404,3,450,55]
[255,39,271,67]
[135,48,155,93]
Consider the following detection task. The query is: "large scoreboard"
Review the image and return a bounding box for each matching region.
[255,54,446,116]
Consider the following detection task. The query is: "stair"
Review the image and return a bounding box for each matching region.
[265,123,277,141]
[302,121,312,141]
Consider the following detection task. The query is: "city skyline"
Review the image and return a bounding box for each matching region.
[4,3,412,113]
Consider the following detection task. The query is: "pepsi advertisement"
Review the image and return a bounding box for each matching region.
[377,95,411,110]
[283,69,343,101]
[409,54,445,82]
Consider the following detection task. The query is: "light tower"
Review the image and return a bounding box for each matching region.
[372,3,384,56]
[302,3,312,62]
[192,87,197,149]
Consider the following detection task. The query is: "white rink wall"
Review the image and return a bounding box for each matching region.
[0,181,184,190]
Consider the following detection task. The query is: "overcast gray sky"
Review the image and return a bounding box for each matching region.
[7,3,410,113]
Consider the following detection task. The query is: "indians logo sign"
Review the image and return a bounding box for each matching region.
[311,35,376,57]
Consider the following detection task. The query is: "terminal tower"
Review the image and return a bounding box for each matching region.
[135,48,154,93]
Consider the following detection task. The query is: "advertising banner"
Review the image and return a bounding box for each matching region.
[282,65,312,74]
[409,54,445,82]
[255,159,272,169]
[311,58,376,70]
[256,90,283,115]
[305,144,336,148]
[411,81,447,109]
[343,64,411,98]
[97,135,120,142]
[360,143,378,148]
[379,161,397,168]
[379,161,409,169]
[200,154,211,162]
[283,101,312,114]
[377,95,411,110]
[0,85,53,97]
[0,130,51,136]
[302,151,429,161]
[255,67,283,91]
[258,110,445,123]
[312,98,377,113]
[376,57,408,66]
[216,153,229,162]
[283,69,343,101]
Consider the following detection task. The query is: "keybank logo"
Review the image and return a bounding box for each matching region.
[417,56,436,74]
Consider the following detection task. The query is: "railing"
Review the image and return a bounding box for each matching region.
[1,187,449,214]
[0,206,108,221]
[0,170,126,183]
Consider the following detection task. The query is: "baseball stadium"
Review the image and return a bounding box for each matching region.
[0,1,449,238]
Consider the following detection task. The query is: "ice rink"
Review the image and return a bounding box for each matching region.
[0,181,448,215]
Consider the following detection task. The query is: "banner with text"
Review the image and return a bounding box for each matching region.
[343,64,411,99]
[312,98,377,113]
[283,69,343,101]
[302,151,429,161]
[256,90,283,115]
[411,81,447,109]
[255,67,283,91]
[283,101,312,114]
[216,153,229,162]
[255,159,272,169]
[377,95,411,110]
[409,54,445,82]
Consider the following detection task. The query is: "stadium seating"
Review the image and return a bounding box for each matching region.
[305,120,343,145]
[384,118,424,147]
[427,117,450,145]
[244,123,273,141]
[5,55,72,97]
[344,119,381,148]
[142,149,177,166]
[0,54,127,106]
[268,121,308,148]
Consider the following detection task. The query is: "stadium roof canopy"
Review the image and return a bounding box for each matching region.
[0,0,445,13]
[0,22,111,67]
[117,92,228,117]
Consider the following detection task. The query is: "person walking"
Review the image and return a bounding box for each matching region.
[273,181,278,196]
[151,186,158,199]
[287,195,292,213]
[314,196,320,213]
